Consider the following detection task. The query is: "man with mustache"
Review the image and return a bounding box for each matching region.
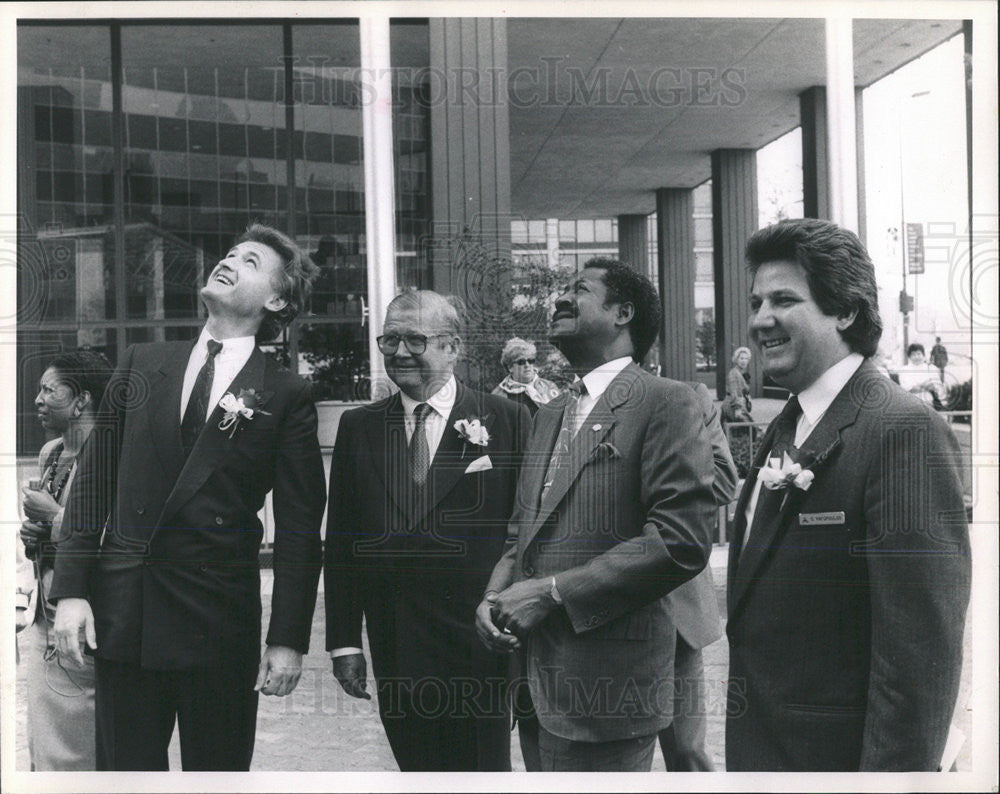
[476,259,716,771]
[50,224,325,771]
[725,219,970,770]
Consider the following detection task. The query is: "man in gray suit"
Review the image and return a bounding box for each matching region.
[476,259,717,771]
[657,381,739,771]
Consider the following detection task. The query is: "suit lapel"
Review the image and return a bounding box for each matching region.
[525,365,635,546]
[157,346,267,528]
[143,341,197,486]
[729,362,869,617]
[364,392,409,516]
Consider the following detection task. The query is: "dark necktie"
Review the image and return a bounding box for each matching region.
[181,339,223,455]
[743,395,802,554]
[409,402,432,487]
[539,380,587,504]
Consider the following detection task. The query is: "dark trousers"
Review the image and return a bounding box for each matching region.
[94,655,259,771]
[377,676,511,771]
[657,635,715,771]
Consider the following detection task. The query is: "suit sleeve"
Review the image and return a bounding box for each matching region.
[48,346,133,602]
[859,408,970,770]
[693,382,740,506]
[557,383,717,633]
[484,403,534,597]
[324,410,365,651]
[265,378,326,653]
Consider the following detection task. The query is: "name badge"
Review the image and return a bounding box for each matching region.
[798,511,845,526]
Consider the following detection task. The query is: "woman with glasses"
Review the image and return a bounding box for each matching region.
[19,350,113,770]
[490,337,559,416]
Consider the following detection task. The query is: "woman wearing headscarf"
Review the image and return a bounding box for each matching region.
[491,337,560,416]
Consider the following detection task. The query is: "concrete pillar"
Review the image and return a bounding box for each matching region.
[800,86,829,220]
[655,189,696,381]
[617,214,649,272]
[711,149,759,399]
[428,18,511,294]
[824,18,860,233]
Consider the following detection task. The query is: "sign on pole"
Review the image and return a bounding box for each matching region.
[906,222,925,274]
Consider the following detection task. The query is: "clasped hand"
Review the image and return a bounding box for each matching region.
[474,578,556,653]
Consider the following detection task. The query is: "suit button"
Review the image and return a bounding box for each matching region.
[136,505,145,515]
[523,566,534,577]
[443,589,452,601]
[199,563,208,572]
[215,516,224,525]
[143,560,151,567]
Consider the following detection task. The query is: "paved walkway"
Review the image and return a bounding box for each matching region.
[13,545,972,773]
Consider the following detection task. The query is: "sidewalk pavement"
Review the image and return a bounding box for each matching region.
[14,544,971,773]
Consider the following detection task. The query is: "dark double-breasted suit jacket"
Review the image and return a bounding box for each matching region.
[725,359,971,771]
[486,363,717,742]
[49,341,326,670]
[324,381,530,769]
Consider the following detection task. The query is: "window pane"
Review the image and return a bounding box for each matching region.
[392,21,431,290]
[297,321,370,402]
[594,219,613,242]
[576,219,595,243]
[121,24,288,321]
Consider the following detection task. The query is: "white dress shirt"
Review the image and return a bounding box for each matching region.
[332,375,458,659]
[180,328,257,422]
[398,375,458,461]
[572,356,632,434]
[742,352,864,541]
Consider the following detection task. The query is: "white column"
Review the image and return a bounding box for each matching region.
[360,16,397,395]
[546,218,560,267]
[825,18,860,233]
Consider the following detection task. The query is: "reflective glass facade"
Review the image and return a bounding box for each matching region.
[16,20,431,453]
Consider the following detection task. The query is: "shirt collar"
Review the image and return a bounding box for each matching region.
[197,326,256,359]
[580,356,632,401]
[796,352,865,426]
[400,374,458,420]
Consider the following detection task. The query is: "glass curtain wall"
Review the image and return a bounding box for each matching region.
[16,19,431,453]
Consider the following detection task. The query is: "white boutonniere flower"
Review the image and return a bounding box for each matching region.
[218,388,271,438]
[758,451,815,492]
[454,417,491,448]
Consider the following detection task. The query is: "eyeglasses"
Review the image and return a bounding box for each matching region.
[512,358,536,366]
[376,333,451,355]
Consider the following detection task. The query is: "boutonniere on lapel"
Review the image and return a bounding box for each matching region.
[454,416,491,458]
[758,451,815,492]
[218,388,271,439]
[757,438,839,492]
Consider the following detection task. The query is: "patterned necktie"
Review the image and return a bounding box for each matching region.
[539,380,587,504]
[409,402,432,487]
[181,338,223,455]
[743,395,802,554]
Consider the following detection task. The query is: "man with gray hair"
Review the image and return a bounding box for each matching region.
[324,289,531,771]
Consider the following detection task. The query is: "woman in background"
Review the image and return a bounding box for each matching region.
[491,337,560,416]
[19,350,113,770]
[722,346,754,424]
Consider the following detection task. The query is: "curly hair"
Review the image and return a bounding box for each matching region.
[47,350,115,409]
[744,219,882,357]
[238,223,319,342]
[582,257,662,361]
[500,337,537,369]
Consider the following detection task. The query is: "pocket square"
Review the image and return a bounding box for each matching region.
[464,455,493,474]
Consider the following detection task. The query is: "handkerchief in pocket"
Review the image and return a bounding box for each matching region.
[464,455,493,474]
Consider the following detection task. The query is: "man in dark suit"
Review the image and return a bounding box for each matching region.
[50,224,326,771]
[726,218,970,771]
[657,381,739,771]
[476,260,717,771]
[324,290,530,771]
